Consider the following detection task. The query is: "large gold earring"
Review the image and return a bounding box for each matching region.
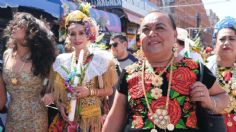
[172,43,178,57]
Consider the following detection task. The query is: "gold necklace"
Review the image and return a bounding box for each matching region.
[216,64,236,127]
[11,52,30,85]
[142,57,174,132]
[146,56,174,89]
[11,60,26,85]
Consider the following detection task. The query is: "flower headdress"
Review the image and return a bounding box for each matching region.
[64,3,98,42]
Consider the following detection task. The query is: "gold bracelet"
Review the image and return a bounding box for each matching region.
[91,89,94,96]
[94,89,98,96]
[89,89,91,96]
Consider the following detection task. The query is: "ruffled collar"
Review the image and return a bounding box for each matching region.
[53,48,113,83]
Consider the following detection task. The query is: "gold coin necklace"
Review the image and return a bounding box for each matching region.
[11,53,28,85]
[142,57,175,132]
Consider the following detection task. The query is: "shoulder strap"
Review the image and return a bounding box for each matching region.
[128,53,138,62]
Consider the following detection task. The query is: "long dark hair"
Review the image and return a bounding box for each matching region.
[4,12,56,78]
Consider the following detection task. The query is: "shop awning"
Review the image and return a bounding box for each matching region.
[124,10,142,25]
[90,8,121,33]
[0,0,61,18]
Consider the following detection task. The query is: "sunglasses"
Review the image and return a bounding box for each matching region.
[110,42,118,48]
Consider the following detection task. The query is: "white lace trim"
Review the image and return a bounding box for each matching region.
[206,55,217,76]
[53,48,113,83]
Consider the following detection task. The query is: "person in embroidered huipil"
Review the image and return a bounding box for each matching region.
[207,16,236,132]
[103,11,229,132]
[49,3,117,132]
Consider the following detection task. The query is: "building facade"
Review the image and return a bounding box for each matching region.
[149,0,214,47]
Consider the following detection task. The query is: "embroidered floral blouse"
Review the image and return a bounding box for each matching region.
[207,55,236,114]
[118,57,216,132]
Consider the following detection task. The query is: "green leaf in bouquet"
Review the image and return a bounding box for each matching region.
[61,65,70,74]
[96,33,105,43]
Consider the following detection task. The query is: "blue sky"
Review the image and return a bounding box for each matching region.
[202,0,236,19]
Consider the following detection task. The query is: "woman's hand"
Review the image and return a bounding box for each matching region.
[190,82,213,110]
[41,93,54,106]
[57,103,69,122]
[74,86,90,98]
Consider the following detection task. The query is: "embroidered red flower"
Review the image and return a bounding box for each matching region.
[167,67,197,95]
[127,74,140,87]
[183,101,191,111]
[133,115,144,128]
[182,58,199,69]
[128,79,151,99]
[149,97,181,125]
[186,111,197,128]
[131,103,145,113]
[185,97,190,102]
[128,76,152,99]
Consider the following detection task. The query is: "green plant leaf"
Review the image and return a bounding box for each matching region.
[96,33,105,43]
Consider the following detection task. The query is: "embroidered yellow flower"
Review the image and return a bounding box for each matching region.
[151,88,162,99]
[152,75,163,87]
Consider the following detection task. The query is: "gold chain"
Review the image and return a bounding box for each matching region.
[141,57,174,114]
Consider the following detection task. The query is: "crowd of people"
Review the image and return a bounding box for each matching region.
[0,2,236,132]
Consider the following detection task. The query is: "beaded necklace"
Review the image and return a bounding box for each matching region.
[216,63,236,126]
[64,50,93,98]
[141,56,175,132]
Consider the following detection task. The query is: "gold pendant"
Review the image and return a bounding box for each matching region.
[11,78,18,85]
[152,109,170,129]
[227,121,233,127]
[150,129,158,132]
